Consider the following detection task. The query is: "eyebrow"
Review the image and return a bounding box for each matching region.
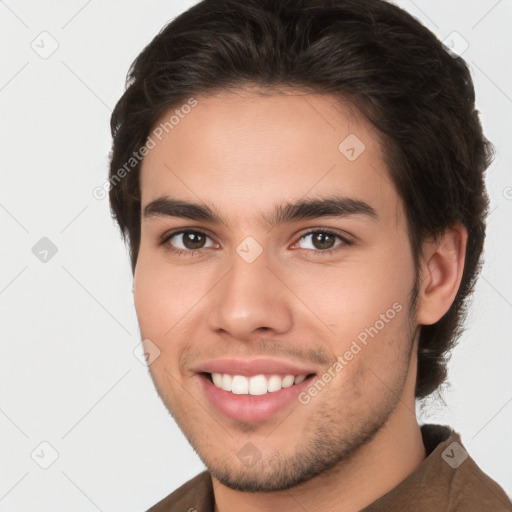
[143,195,379,227]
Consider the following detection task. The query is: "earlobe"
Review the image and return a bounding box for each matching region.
[416,223,468,326]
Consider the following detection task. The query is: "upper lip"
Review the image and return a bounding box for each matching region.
[193,357,318,377]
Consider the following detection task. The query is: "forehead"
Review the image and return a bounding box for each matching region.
[139,89,402,228]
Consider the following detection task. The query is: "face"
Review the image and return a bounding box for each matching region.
[134,89,419,491]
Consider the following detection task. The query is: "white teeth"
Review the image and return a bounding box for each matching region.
[281,375,295,388]
[210,372,309,395]
[267,375,282,392]
[221,374,232,392]
[212,373,223,387]
[231,375,249,394]
[249,375,268,395]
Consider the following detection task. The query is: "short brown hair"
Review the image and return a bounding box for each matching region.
[108,0,494,398]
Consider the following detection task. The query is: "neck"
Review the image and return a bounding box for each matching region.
[212,347,426,512]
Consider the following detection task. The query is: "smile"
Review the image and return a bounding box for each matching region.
[199,371,316,422]
[209,372,309,395]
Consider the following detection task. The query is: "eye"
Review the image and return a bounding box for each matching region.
[292,229,352,254]
[160,230,218,255]
[159,228,352,257]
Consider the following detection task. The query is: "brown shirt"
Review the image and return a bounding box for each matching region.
[146,424,512,511]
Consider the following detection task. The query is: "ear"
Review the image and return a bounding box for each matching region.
[416,222,468,326]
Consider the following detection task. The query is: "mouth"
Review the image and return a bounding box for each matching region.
[203,371,316,395]
[198,371,317,423]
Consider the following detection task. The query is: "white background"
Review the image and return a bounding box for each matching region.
[1,0,511,510]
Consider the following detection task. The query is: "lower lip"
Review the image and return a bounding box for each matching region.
[199,374,314,423]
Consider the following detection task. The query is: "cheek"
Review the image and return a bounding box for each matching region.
[298,247,414,347]
[133,262,201,393]
[133,258,198,340]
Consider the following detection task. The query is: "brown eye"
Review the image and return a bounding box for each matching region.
[297,230,347,252]
[311,232,336,250]
[163,230,217,253]
[181,232,207,249]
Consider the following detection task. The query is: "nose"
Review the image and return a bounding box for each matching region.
[206,249,294,341]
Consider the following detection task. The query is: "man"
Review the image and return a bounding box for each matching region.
[108,0,512,510]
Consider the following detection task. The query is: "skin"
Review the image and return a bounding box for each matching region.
[133,88,467,512]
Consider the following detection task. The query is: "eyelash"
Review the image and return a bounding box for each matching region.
[158,228,353,258]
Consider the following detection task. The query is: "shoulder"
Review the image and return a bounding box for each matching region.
[363,424,512,512]
[423,424,512,511]
[145,470,213,512]
[448,450,512,511]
